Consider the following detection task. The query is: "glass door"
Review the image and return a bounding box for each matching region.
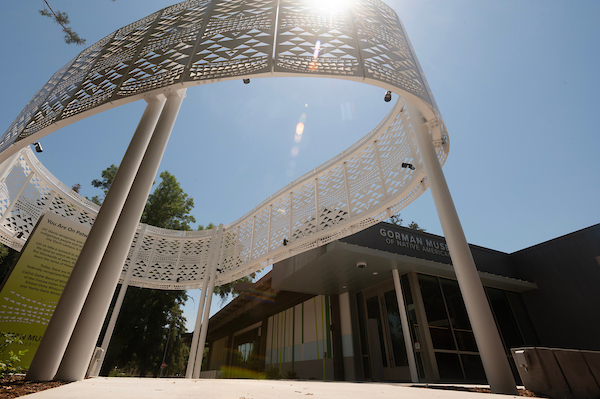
[362,284,412,381]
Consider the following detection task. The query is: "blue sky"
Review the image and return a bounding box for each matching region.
[1,1,599,329]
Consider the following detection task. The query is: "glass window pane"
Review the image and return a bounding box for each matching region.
[435,352,463,380]
[486,287,524,351]
[506,291,539,345]
[366,296,388,367]
[401,274,420,345]
[384,290,408,366]
[454,330,478,352]
[418,274,450,328]
[440,278,471,330]
[356,292,371,379]
[429,327,456,350]
[461,354,486,382]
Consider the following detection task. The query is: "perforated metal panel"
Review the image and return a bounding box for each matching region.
[0,0,449,290]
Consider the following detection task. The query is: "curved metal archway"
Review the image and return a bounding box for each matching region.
[0,0,448,288]
[2,1,519,392]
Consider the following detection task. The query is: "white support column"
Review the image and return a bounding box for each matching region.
[409,104,517,394]
[54,89,186,382]
[89,225,149,378]
[88,273,128,378]
[192,224,224,378]
[26,93,168,381]
[0,151,22,183]
[392,269,418,383]
[185,228,218,379]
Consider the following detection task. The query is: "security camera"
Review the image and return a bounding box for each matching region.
[402,162,415,170]
[356,262,367,269]
[243,79,250,84]
[33,142,43,153]
[384,90,392,102]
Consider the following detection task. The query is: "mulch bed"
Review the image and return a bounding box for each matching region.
[412,385,543,397]
[0,375,69,399]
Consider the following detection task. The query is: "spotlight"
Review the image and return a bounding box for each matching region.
[283,238,288,246]
[33,142,43,153]
[16,232,24,239]
[402,162,415,170]
[243,79,250,84]
[384,90,392,102]
[176,277,180,283]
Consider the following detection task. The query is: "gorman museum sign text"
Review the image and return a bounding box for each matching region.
[379,228,451,258]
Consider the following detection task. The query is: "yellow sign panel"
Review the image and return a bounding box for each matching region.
[0,212,90,367]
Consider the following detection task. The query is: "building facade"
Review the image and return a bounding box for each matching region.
[203,222,600,383]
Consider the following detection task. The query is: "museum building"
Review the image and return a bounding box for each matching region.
[202,222,600,383]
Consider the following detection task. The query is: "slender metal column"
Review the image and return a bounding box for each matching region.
[89,226,148,378]
[185,228,218,378]
[88,275,128,378]
[409,104,516,394]
[26,94,167,381]
[192,225,224,378]
[55,89,186,382]
[391,269,418,383]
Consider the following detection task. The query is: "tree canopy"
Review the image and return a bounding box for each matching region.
[94,166,192,377]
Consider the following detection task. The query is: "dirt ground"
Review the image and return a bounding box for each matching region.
[0,375,69,399]
[412,385,543,397]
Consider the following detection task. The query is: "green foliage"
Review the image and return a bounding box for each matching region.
[388,214,403,226]
[0,332,27,377]
[265,367,282,380]
[141,171,196,230]
[39,1,86,45]
[284,370,298,379]
[0,244,20,286]
[407,221,426,232]
[387,214,425,232]
[91,166,194,377]
[197,223,215,231]
[213,273,256,301]
[102,289,189,377]
[90,164,118,205]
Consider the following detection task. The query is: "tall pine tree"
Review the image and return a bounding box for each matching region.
[94,166,192,377]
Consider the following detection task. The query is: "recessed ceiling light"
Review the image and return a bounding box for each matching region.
[373,272,378,275]
[342,285,347,289]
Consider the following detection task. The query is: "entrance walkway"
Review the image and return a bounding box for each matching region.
[25,378,529,399]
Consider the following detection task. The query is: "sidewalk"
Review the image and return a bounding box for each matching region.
[24,378,529,399]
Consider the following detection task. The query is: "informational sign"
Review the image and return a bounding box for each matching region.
[0,212,89,366]
[378,228,451,258]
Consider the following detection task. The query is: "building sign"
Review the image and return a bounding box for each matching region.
[379,228,451,258]
[0,212,89,367]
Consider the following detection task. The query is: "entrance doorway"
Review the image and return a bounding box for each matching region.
[361,283,411,381]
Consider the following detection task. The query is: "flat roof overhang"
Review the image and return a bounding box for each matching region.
[271,241,537,295]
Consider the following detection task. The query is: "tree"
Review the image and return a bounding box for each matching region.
[90,164,118,205]
[141,171,195,230]
[213,273,256,302]
[0,245,20,287]
[387,214,426,232]
[39,1,86,45]
[38,0,116,46]
[407,221,426,232]
[92,166,193,376]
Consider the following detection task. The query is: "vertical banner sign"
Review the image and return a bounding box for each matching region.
[0,212,90,367]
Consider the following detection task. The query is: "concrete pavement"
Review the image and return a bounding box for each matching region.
[24,378,533,399]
